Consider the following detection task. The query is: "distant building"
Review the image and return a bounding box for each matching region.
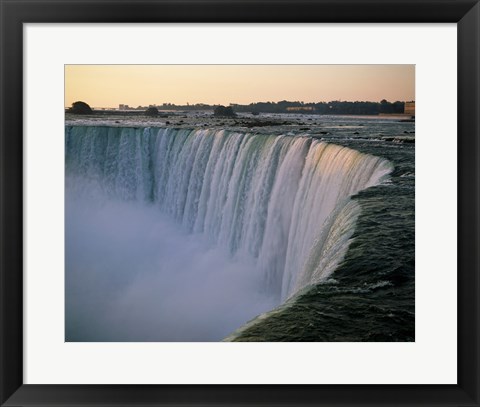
[404,101,415,116]
[119,104,130,110]
[286,106,315,112]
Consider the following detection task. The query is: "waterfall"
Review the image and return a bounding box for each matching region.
[66,126,392,301]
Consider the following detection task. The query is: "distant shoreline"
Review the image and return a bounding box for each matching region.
[65,110,414,119]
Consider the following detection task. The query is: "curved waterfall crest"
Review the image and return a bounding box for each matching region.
[66,126,393,300]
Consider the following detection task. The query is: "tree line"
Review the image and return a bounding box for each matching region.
[67,99,409,116]
[233,99,406,115]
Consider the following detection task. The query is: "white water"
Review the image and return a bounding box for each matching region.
[66,126,392,341]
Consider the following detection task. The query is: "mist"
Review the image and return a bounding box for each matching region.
[65,188,278,342]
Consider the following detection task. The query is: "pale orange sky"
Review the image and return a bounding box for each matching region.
[65,65,415,108]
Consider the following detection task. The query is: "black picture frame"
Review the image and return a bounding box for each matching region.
[1,0,479,406]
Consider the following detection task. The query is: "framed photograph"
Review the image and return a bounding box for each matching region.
[1,0,479,406]
[63,64,415,344]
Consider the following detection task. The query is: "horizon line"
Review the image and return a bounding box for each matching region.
[66,99,416,109]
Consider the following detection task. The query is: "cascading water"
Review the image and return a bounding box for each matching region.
[66,126,392,340]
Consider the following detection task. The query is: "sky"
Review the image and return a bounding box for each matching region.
[65,65,415,108]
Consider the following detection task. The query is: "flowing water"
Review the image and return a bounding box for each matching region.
[65,115,414,342]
